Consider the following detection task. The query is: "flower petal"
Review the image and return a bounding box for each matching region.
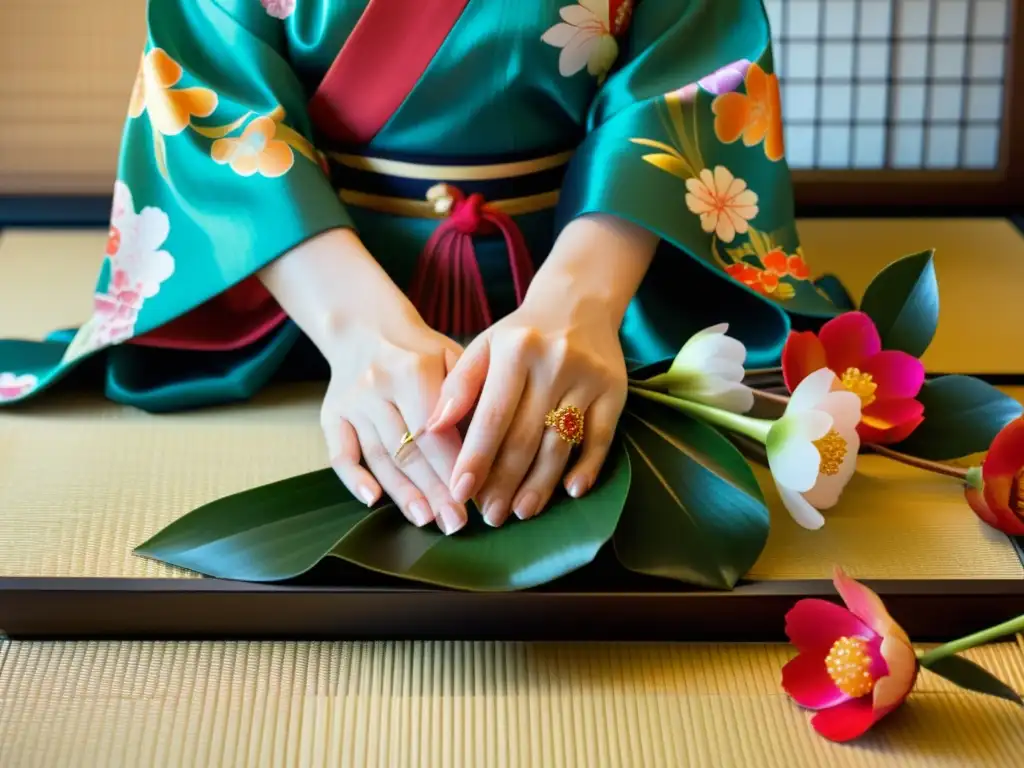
[787,368,840,414]
[860,399,925,444]
[873,636,918,713]
[769,412,833,492]
[833,566,909,643]
[541,22,578,47]
[818,390,863,434]
[809,697,879,743]
[982,417,1024,482]
[818,311,882,374]
[860,351,926,400]
[782,652,851,710]
[778,483,826,529]
[695,383,755,413]
[711,92,750,144]
[785,598,874,651]
[965,486,1003,529]
[782,331,829,392]
[558,29,599,76]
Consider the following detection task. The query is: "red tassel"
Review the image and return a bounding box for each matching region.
[408,185,535,337]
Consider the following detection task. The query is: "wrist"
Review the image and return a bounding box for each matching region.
[528,214,658,323]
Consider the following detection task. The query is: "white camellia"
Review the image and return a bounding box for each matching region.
[766,368,862,529]
[641,323,754,413]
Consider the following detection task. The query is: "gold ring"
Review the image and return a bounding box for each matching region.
[393,430,417,461]
[545,405,584,446]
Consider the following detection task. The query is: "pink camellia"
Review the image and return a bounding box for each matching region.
[781,566,918,742]
[782,311,926,444]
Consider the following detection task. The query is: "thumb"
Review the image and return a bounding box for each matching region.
[426,335,490,432]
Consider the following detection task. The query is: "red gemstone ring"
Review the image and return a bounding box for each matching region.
[545,405,584,446]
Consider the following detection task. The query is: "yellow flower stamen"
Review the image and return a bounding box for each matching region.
[841,367,878,407]
[825,636,876,698]
[814,429,848,477]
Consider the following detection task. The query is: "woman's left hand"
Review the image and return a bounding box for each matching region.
[424,214,659,526]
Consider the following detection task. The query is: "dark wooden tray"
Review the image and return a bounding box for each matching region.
[3,544,1024,642]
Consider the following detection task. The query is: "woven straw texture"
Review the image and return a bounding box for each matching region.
[3,222,1024,765]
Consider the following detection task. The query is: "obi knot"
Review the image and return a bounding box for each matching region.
[410,183,536,338]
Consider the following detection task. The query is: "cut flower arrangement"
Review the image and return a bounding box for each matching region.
[136,250,1024,590]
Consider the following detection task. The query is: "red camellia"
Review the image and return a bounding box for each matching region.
[782,311,926,444]
[964,417,1024,535]
[782,566,918,742]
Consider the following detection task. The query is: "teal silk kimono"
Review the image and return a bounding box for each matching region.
[0,0,843,411]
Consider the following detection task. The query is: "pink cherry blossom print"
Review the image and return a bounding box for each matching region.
[675,59,753,102]
[0,373,39,402]
[261,0,296,19]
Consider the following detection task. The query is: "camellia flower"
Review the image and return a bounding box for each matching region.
[783,311,925,445]
[964,417,1024,535]
[782,566,918,742]
[639,323,753,413]
[767,368,862,529]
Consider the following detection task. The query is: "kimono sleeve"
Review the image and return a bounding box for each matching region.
[554,0,841,368]
[69,0,353,358]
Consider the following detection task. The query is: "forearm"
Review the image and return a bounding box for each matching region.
[526,214,659,325]
[258,228,419,352]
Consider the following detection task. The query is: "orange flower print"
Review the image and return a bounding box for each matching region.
[763,249,811,280]
[211,116,295,178]
[684,166,759,243]
[129,49,218,136]
[711,62,785,162]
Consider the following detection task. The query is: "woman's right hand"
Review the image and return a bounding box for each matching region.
[320,317,468,535]
[259,227,468,534]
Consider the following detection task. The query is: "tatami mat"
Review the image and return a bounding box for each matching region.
[3,221,1024,766]
[2,639,1024,767]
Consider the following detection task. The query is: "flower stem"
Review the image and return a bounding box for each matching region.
[867,444,971,481]
[744,366,783,377]
[629,387,773,443]
[749,388,972,481]
[919,614,1024,666]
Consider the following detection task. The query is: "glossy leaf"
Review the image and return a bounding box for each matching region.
[614,399,769,590]
[893,375,1023,460]
[859,250,939,357]
[134,469,371,581]
[923,655,1023,706]
[331,441,631,591]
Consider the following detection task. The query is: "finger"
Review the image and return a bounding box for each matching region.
[448,350,529,505]
[323,416,380,506]
[564,392,624,498]
[371,398,468,536]
[510,393,588,522]
[426,335,491,433]
[350,416,435,529]
[475,380,549,527]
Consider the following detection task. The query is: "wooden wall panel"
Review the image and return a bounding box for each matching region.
[0,1,146,194]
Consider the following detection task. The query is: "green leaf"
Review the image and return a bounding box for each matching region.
[923,655,1023,705]
[134,470,371,581]
[893,375,1023,459]
[859,250,939,357]
[614,398,769,590]
[332,441,631,591]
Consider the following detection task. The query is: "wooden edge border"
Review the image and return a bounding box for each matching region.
[2,577,1024,642]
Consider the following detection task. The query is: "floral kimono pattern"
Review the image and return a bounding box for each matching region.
[0,0,841,412]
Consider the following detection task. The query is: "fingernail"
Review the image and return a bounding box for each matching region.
[409,500,433,527]
[567,477,589,499]
[427,398,456,431]
[513,492,539,521]
[483,500,508,527]
[358,486,377,506]
[439,505,466,536]
[451,473,476,504]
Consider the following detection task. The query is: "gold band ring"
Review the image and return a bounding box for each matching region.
[393,430,417,462]
[545,405,585,446]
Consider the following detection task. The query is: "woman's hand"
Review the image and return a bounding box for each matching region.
[425,215,659,526]
[260,228,469,534]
